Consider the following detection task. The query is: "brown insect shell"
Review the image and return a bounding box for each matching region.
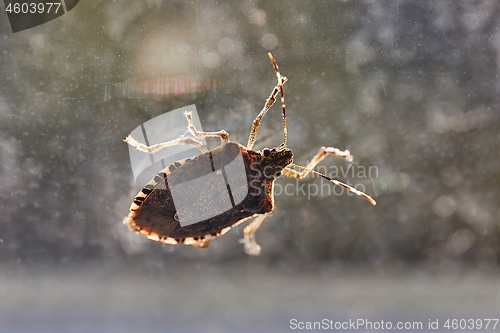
[125,141,293,245]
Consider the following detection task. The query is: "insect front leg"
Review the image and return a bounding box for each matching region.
[241,213,269,256]
[281,146,353,179]
[281,147,376,205]
[247,53,288,150]
[283,159,377,205]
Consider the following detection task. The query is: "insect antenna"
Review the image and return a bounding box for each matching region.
[268,53,288,150]
[288,163,377,205]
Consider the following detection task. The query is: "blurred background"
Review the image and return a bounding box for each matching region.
[1,0,500,332]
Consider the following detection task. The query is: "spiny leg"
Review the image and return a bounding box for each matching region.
[124,134,208,154]
[269,53,288,150]
[240,213,269,255]
[247,53,288,150]
[183,111,229,144]
[282,164,376,205]
[286,146,354,179]
[124,111,229,154]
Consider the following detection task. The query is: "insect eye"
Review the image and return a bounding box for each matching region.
[262,148,271,157]
[275,171,281,177]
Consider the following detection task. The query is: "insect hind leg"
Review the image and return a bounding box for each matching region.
[240,213,269,256]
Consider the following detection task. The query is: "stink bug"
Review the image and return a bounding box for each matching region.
[124,53,376,255]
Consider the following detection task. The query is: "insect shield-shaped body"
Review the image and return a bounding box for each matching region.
[124,53,376,255]
[125,141,292,253]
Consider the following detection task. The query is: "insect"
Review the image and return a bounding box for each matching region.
[123,53,376,255]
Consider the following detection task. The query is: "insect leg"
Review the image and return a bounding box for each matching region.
[241,213,269,255]
[124,110,230,154]
[283,146,353,179]
[183,111,229,145]
[247,53,288,150]
[124,133,208,154]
